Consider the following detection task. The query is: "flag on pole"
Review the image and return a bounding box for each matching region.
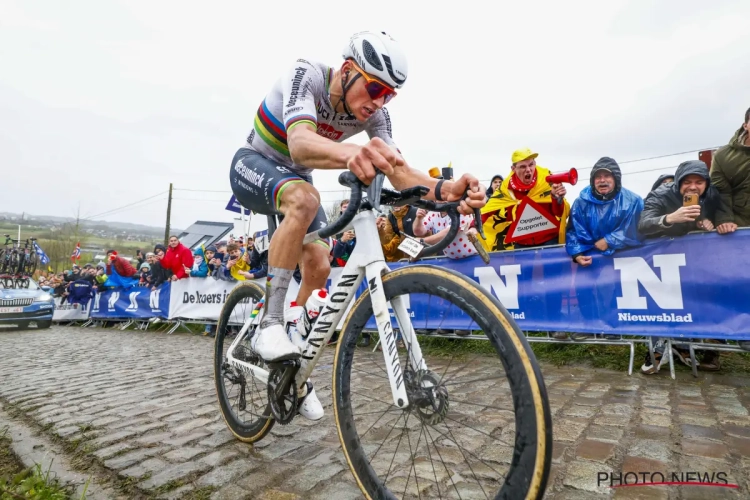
[71,242,81,262]
[33,241,50,265]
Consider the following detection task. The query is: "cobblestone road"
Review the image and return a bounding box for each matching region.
[1,326,749,499]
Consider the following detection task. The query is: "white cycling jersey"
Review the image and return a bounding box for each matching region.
[243,58,397,177]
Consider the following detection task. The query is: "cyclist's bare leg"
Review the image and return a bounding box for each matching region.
[253,182,320,361]
[296,241,331,306]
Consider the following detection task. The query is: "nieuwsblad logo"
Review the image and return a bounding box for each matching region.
[471,253,691,323]
[614,253,692,323]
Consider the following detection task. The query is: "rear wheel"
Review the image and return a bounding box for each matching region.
[333,265,552,500]
[214,282,275,442]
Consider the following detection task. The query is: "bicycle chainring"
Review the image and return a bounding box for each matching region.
[267,368,298,425]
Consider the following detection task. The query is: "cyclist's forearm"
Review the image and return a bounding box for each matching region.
[388,165,445,201]
[288,125,360,170]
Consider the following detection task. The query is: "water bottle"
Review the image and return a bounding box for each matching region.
[305,289,328,322]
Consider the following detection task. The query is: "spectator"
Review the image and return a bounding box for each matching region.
[710,106,750,235]
[332,230,356,268]
[567,158,644,260]
[637,160,724,372]
[138,262,151,286]
[480,148,570,339]
[190,246,211,278]
[154,244,167,259]
[247,233,268,279]
[105,250,137,277]
[638,160,722,238]
[566,157,644,340]
[135,249,146,268]
[651,174,674,192]
[160,235,194,281]
[480,148,569,251]
[486,174,504,198]
[147,251,171,290]
[413,209,479,260]
[376,205,419,262]
[222,242,253,281]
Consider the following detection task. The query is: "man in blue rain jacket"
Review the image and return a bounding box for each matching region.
[565,157,644,339]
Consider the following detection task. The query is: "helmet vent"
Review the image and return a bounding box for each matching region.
[362,40,383,71]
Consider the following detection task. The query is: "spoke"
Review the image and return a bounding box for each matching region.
[441,374,507,387]
[405,413,425,500]
[429,425,507,479]
[424,424,459,500]
[351,365,389,381]
[440,353,485,387]
[361,404,404,443]
[386,410,411,485]
[421,421,442,499]
[355,357,389,378]
[355,408,405,416]
[373,410,406,471]
[448,399,512,412]
[444,424,490,500]
[442,413,501,443]
[350,389,399,409]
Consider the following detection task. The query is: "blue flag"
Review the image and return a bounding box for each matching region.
[33,241,50,265]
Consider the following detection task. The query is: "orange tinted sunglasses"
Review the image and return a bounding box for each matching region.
[349,62,397,104]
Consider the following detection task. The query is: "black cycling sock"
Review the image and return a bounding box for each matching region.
[259,266,293,329]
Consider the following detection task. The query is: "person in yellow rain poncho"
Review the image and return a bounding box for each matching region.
[480,148,570,252]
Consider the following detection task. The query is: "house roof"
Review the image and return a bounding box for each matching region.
[177,220,234,250]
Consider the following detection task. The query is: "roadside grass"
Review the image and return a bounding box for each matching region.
[0,426,85,500]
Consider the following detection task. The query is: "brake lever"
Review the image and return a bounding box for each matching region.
[458,190,486,240]
[367,171,386,211]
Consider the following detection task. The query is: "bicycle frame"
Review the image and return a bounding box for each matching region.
[225,209,427,409]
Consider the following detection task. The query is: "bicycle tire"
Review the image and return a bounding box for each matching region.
[333,265,552,500]
[27,251,37,275]
[214,282,275,442]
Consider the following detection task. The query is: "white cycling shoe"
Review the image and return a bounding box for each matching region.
[251,324,301,362]
[298,381,324,421]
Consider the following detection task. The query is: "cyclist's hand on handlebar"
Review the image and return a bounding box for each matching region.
[445,174,487,215]
[347,137,405,184]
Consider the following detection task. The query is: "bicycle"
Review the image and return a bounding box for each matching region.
[0,236,38,277]
[214,172,553,499]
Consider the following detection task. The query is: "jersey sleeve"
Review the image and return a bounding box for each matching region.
[366,107,399,151]
[281,59,323,133]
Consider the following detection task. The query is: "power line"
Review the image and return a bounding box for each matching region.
[82,191,167,221]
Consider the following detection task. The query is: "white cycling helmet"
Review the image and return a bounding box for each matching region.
[343,31,408,89]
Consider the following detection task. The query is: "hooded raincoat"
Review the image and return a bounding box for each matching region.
[566,157,644,258]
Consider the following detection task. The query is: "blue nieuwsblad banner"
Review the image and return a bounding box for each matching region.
[82,230,749,340]
[366,229,749,340]
[91,284,171,319]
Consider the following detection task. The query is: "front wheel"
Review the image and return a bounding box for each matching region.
[333,265,552,500]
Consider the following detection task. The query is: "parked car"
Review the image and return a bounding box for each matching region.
[0,278,54,329]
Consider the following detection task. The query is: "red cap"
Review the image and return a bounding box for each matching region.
[317,289,327,298]
[290,301,298,307]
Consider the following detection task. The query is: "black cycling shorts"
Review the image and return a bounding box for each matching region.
[229,148,330,246]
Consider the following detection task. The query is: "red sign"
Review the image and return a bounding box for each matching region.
[504,198,560,243]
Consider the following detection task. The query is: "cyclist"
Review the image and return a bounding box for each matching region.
[229,31,487,420]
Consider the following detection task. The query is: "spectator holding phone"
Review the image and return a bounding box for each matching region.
[638,160,722,237]
[637,160,725,373]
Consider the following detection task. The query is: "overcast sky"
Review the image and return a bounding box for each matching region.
[1,0,748,232]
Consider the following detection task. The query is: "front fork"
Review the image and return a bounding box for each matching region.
[367,263,426,409]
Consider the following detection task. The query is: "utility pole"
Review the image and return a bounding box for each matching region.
[164,183,173,245]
